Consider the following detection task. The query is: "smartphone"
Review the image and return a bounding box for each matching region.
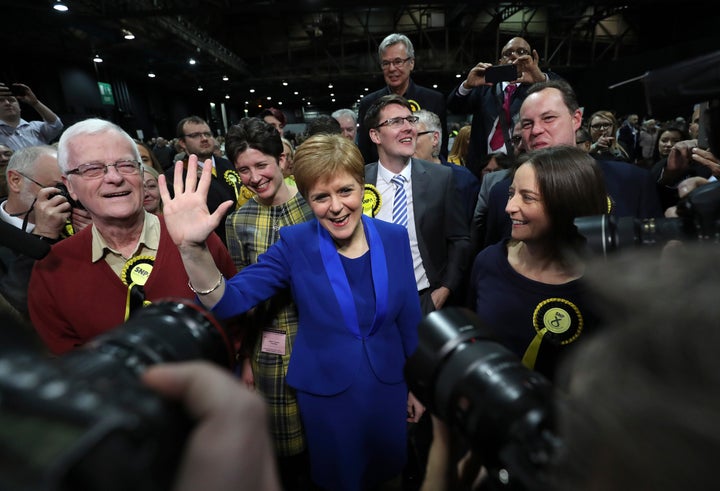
[484,64,518,84]
[696,101,710,149]
[10,84,27,97]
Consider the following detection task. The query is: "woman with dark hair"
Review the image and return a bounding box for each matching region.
[259,107,287,137]
[469,145,608,379]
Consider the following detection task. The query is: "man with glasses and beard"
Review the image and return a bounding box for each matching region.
[163,115,242,244]
[447,37,562,179]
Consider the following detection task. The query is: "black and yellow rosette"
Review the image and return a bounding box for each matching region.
[522,297,583,370]
[363,184,382,217]
[606,195,613,214]
[407,99,421,112]
[121,255,155,320]
[223,170,246,209]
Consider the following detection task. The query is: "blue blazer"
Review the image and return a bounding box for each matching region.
[212,215,422,396]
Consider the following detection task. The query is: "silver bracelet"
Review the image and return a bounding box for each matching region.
[188,272,224,296]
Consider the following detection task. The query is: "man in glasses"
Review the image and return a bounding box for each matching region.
[0,145,69,317]
[28,118,236,355]
[447,37,562,179]
[357,33,448,165]
[364,93,470,491]
[163,115,242,244]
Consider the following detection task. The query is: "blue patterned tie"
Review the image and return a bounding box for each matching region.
[391,175,408,227]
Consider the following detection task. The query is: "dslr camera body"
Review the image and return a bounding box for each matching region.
[0,299,234,491]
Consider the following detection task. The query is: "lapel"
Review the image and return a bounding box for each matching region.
[410,159,429,225]
[365,162,379,185]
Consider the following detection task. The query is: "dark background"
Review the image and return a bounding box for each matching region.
[2,0,718,139]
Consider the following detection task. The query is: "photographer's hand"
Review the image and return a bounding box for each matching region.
[70,207,93,233]
[143,361,281,491]
[32,187,71,239]
[515,49,545,84]
[661,139,697,184]
[463,62,493,89]
[691,147,720,177]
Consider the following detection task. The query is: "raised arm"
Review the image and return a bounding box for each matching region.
[158,155,234,309]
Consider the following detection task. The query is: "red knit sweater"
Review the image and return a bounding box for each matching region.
[28,217,236,354]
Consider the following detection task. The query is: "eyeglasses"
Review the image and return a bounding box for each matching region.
[66,159,142,179]
[416,130,435,137]
[17,171,50,188]
[590,122,613,131]
[184,131,213,139]
[501,48,530,58]
[380,57,412,70]
[375,115,419,129]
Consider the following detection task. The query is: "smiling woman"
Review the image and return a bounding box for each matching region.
[160,132,424,491]
[469,145,608,380]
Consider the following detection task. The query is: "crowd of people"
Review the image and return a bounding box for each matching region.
[1,31,719,491]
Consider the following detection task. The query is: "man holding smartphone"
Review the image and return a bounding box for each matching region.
[0,82,63,151]
[447,37,561,179]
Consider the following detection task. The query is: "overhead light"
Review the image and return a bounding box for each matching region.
[222,75,229,81]
[188,58,197,65]
[93,54,103,63]
[249,88,255,93]
[266,96,271,100]
[282,81,288,86]
[225,94,230,99]
[53,0,68,12]
[122,29,135,40]
[197,86,204,92]
[294,91,299,95]
[147,72,156,78]
[328,83,333,89]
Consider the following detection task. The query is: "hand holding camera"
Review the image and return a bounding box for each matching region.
[32,185,73,239]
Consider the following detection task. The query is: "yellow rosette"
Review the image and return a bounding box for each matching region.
[224,170,245,209]
[363,184,382,217]
[522,297,583,370]
[407,99,421,112]
[121,255,155,320]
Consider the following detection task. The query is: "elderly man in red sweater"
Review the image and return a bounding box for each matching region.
[28,118,236,354]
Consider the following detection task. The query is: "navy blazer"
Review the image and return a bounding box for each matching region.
[484,159,664,247]
[357,79,448,164]
[365,158,471,294]
[212,216,422,396]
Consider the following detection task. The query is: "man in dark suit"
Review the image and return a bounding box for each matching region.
[163,116,241,245]
[363,95,470,314]
[357,33,448,164]
[483,80,663,248]
[364,93,469,491]
[447,36,562,179]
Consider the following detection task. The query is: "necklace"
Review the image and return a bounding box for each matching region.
[272,203,289,232]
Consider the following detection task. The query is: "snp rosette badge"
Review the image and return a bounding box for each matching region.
[363,184,382,217]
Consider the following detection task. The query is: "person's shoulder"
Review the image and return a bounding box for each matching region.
[278,218,315,239]
[413,158,451,176]
[597,159,649,179]
[412,81,444,99]
[359,88,386,109]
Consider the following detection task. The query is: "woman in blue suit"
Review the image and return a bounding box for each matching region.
[160,133,424,491]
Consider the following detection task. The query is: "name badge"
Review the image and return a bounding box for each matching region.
[261,330,286,355]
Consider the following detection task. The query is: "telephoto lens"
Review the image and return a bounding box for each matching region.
[0,299,235,491]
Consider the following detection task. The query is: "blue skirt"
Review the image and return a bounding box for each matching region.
[296,349,407,491]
